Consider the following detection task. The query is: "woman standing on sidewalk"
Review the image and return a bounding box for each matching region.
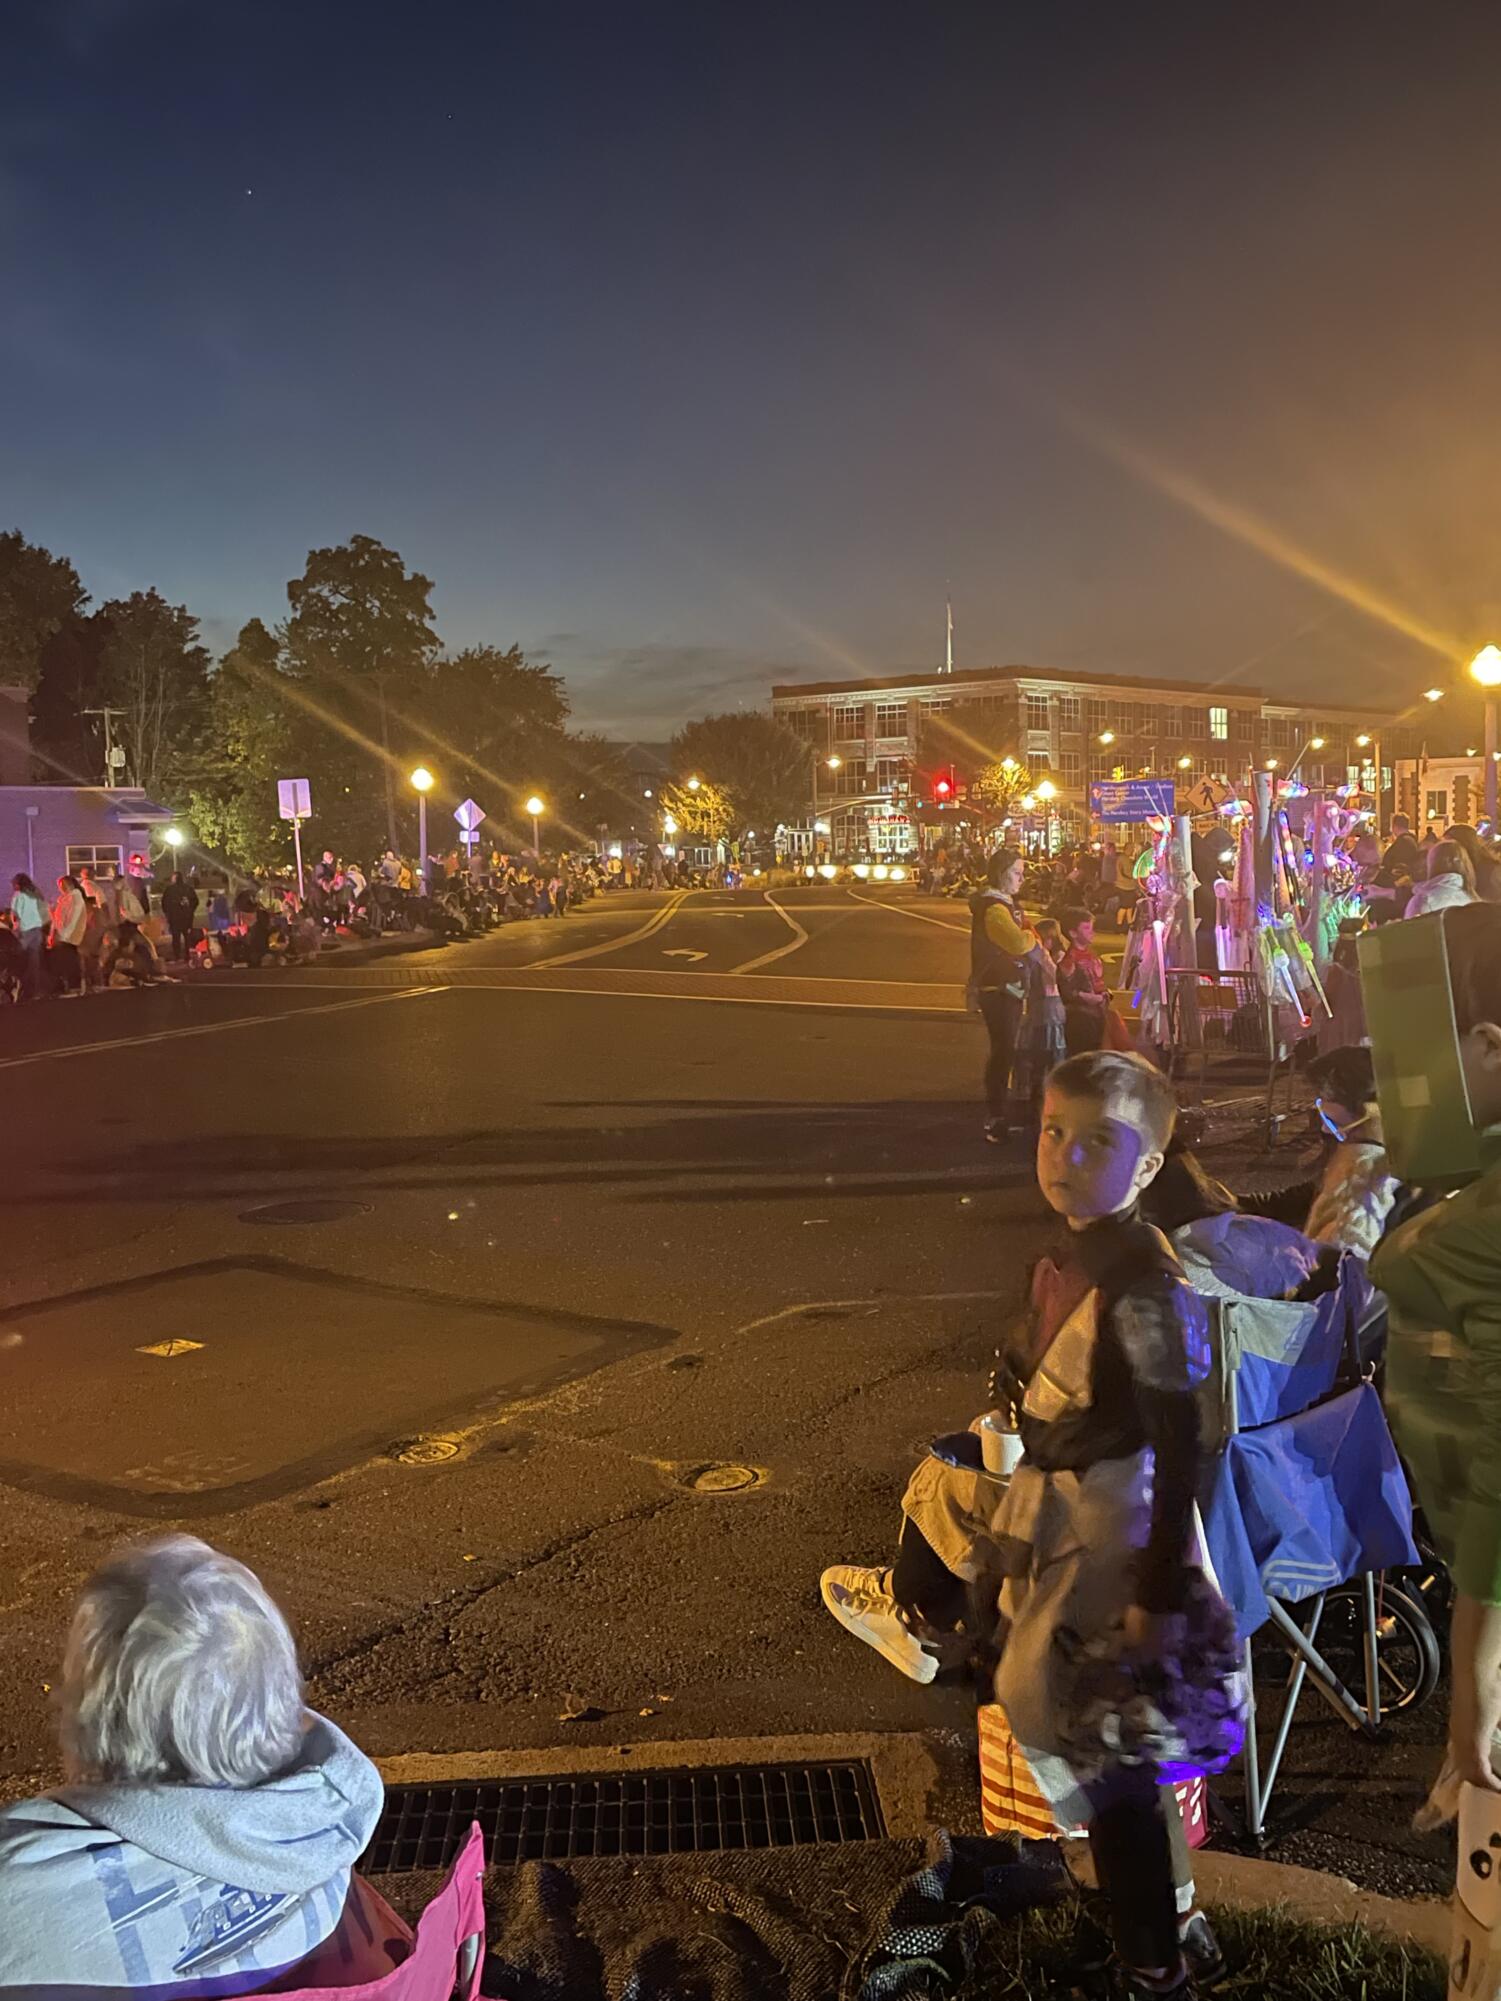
[9,873,50,1000]
[968,848,1040,1144]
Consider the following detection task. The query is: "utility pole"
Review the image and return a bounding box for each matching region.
[83,706,129,785]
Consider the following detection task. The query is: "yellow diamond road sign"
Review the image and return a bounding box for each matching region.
[136,1339,205,1358]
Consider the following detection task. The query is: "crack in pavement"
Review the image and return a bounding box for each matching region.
[306,1493,683,1694]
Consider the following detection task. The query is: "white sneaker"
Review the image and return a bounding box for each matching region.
[819,1564,938,1683]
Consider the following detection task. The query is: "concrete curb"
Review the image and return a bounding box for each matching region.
[373,1734,1450,1959]
[1191,1848,1449,1956]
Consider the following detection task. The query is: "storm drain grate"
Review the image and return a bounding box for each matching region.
[362,1761,885,1871]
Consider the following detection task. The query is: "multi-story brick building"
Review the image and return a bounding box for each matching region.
[771,664,1411,850]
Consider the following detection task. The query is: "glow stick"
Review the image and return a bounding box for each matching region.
[1151,918,1169,1007]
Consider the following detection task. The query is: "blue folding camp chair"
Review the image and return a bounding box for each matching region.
[1197,1247,1427,1843]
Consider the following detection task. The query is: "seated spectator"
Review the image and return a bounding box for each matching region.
[1303,1044,1399,1257]
[102,919,158,987]
[0,1535,404,1997]
[1404,838,1477,918]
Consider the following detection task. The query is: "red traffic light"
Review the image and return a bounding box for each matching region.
[934,778,952,798]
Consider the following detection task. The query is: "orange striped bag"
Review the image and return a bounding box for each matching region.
[978,1703,1207,1847]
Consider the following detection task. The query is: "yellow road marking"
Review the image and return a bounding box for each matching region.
[137,1339,205,1358]
[731,891,811,974]
[526,890,692,968]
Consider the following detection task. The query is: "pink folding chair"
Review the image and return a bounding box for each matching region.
[262,1822,488,2001]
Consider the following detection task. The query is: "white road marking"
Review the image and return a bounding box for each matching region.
[0,986,445,1071]
[526,891,691,968]
[846,889,968,935]
[731,891,811,973]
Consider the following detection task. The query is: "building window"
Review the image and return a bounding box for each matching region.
[874,756,907,792]
[1025,694,1050,732]
[1028,750,1051,778]
[1086,698,1109,734]
[919,697,951,717]
[835,758,868,795]
[1059,750,1083,787]
[833,703,864,739]
[1231,708,1255,741]
[784,709,819,739]
[1209,705,1229,741]
[65,844,123,876]
[874,701,908,737]
[1160,705,1182,739]
[1058,695,1081,729]
[1089,752,1115,783]
[1426,789,1448,825]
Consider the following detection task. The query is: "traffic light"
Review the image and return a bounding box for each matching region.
[934,776,951,799]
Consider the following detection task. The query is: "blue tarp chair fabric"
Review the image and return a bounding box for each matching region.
[1203,1383,1418,1642]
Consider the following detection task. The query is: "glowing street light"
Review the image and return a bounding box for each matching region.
[1177,754,1192,769]
[524,793,545,858]
[812,755,842,857]
[1035,778,1058,801]
[1310,736,1326,750]
[1098,730,1116,746]
[1471,647,1501,825]
[163,826,185,849]
[825,754,842,770]
[1265,757,1279,770]
[1355,734,1372,748]
[1423,688,1445,703]
[687,775,701,791]
[410,766,435,889]
[1000,755,1019,772]
[1020,792,1037,812]
[662,813,678,839]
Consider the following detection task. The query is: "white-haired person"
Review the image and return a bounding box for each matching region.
[0,1534,405,1995]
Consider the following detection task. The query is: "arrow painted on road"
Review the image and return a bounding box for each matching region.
[663,948,708,962]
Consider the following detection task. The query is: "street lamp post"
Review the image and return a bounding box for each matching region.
[410,766,434,890]
[525,794,545,860]
[1471,647,1501,832]
[815,754,841,857]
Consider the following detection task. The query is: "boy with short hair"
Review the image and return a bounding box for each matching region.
[994,1051,1242,1994]
[821,1052,1241,1995]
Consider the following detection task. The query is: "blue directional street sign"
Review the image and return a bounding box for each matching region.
[1088,778,1176,823]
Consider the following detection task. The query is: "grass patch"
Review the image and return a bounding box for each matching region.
[962,1898,1446,1999]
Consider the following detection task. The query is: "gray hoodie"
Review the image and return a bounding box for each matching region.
[0,1714,383,1997]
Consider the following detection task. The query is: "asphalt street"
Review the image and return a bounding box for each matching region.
[0,885,1454,1895]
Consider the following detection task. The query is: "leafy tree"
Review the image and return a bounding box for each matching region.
[0,531,87,692]
[408,644,571,811]
[660,777,733,843]
[669,712,811,839]
[188,619,296,870]
[30,613,109,783]
[95,589,210,798]
[282,535,439,847]
[969,759,1031,818]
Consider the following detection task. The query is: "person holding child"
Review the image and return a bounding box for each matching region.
[822,1052,1243,1996]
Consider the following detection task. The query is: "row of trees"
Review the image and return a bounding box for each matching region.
[1,529,827,870]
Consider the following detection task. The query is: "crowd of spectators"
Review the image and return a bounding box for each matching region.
[1,845,631,1003]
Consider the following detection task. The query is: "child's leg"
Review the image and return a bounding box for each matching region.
[890,1516,968,1630]
[1086,1766,1183,1981]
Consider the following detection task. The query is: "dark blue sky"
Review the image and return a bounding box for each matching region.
[5,1,1501,733]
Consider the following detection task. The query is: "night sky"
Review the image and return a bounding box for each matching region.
[5,1,1501,735]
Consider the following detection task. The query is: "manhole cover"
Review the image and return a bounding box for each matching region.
[681,1462,764,1493]
[390,1435,461,1465]
[239,1199,372,1226]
